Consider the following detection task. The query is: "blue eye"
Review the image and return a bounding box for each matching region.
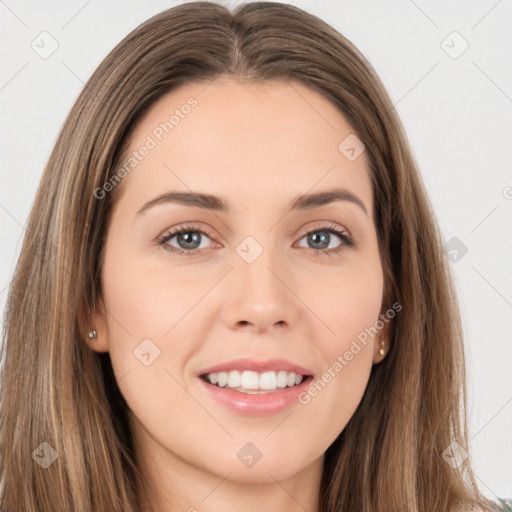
[156,222,354,257]
[296,224,354,256]
[156,224,213,256]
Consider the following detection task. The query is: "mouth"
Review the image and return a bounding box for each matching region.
[196,358,314,416]
[199,370,313,394]
[197,360,314,416]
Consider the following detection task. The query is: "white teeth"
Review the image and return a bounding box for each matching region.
[259,371,276,390]
[276,370,288,388]
[240,371,259,390]
[227,370,241,388]
[286,372,296,386]
[204,370,307,391]
[217,371,228,388]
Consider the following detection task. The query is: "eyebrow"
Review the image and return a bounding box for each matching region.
[136,187,368,217]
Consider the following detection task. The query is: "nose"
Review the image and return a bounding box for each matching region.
[220,247,300,335]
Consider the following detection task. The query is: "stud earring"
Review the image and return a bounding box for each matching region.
[378,340,385,356]
[88,330,97,339]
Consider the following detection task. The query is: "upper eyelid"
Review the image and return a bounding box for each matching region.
[159,221,351,244]
[298,223,350,237]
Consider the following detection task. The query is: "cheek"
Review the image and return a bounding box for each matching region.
[306,248,384,344]
[99,253,206,450]
[99,247,198,396]
[297,258,383,438]
[101,244,200,341]
[296,323,376,456]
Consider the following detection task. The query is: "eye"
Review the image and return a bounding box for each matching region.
[295,222,354,257]
[156,222,354,257]
[156,223,215,256]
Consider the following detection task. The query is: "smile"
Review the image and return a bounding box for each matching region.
[197,374,314,415]
[201,369,306,393]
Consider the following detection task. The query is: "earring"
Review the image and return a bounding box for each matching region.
[88,330,97,339]
[378,340,385,356]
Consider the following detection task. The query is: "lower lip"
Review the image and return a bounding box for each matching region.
[197,376,313,416]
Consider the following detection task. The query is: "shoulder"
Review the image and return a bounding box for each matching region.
[453,499,512,512]
[497,499,512,511]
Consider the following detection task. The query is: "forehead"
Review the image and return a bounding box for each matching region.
[115,77,373,217]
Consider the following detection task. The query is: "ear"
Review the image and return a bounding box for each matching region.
[372,317,391,364]
[78,295,110,353]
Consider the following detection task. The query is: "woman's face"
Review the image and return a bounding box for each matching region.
[89,77,388,486]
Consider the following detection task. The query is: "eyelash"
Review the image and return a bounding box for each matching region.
[155,222,354,257]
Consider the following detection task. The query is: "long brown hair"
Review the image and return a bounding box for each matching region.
[0,2,502,511]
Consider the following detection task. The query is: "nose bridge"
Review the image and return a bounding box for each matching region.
[221,232,298,332]
[239,239,282,295]
[237,233,287,302]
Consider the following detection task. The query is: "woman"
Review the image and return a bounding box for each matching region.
[0,2,509,511]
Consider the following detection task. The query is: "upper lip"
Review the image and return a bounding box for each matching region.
[198,358,314,377]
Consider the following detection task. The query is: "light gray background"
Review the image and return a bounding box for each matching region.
[1,0,511,500]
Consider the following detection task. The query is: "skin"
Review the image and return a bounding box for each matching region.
[86,77,390,512]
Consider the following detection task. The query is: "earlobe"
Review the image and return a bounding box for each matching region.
[85,332,109,352]
[373,337,387,364]
[78,296,110,353]
[372,317,392,364]
[373,325,389,364]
